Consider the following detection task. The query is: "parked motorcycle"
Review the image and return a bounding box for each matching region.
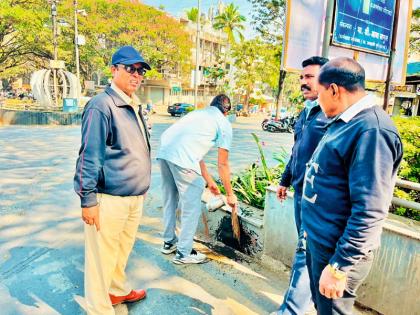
[262,115,296,133]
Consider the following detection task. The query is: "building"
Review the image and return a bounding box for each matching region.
[139,2,230,109]
[390,62,420,116]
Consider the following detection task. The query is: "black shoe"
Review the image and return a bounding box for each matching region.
[161,241,177,254]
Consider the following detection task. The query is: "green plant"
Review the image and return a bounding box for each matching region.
[391,116,420,221]
[218,133,287,209]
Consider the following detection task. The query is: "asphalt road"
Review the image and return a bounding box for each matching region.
[0,114,295,315]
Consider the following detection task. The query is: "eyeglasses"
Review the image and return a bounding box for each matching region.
[117,64,146,76]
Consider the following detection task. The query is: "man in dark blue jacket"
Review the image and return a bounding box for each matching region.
[74,46,151,315]
[274,56,329,315]
[302,57,403,314]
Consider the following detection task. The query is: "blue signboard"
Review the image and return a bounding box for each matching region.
[332,0,396,56]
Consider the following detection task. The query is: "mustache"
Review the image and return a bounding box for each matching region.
[301,84,311,92]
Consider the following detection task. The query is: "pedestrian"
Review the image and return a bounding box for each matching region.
[302,57,403,314]
[273,56,329,315]
[157,94,237,264]
[74,45,151,315]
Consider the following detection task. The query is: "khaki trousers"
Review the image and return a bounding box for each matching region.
[84,193,143,315]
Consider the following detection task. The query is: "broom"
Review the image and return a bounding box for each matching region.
[231,202,241,243]
[210,194,241,243]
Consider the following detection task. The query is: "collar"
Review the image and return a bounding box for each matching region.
[338,94,375,123]
[304,99,319,110]
[110,82,140,106]
[304,99,319,118]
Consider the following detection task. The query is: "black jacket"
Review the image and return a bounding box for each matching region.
[280,105,329,195]
[74,87,151,207]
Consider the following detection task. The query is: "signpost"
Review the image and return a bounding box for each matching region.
[332,0,397,56]
[282,0,413,107]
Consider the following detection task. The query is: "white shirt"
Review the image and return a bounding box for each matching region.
[157,106,233,174]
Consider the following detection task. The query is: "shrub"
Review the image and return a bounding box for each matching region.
[392,116,420,221]
[218,133,287,209]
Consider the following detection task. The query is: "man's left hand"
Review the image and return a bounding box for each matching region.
[208,180,221,195]
[319,265,346,299]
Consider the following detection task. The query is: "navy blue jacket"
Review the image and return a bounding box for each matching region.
[74,87,151,208]
[280,105,330,195]
[302,105,403,272]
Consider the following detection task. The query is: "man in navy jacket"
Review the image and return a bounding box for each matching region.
[275,56,329,315]
[74,46,151,315]
[302,57,403,314]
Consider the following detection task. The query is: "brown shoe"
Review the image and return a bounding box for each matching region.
[109,289,146,305]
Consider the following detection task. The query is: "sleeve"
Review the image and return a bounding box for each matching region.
[279,109,306,187]
[215,121,233,151]
[74,108,109,208]
[329,129,402,272]
[279,157,293,187]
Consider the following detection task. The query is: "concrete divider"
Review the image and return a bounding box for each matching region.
[0,109,82,125]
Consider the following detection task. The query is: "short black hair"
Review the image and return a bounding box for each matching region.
[210,94,231,114]
[318,57,365,92]
[302,56,329,68]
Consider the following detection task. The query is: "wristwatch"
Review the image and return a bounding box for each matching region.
[328,263,347,280]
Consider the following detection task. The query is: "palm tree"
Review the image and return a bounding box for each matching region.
[213,3,246,43]
[185,7,198,23]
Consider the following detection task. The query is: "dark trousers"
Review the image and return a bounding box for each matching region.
[306,238,374,315]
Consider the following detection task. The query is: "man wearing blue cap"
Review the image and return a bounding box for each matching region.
[74,45,151,315]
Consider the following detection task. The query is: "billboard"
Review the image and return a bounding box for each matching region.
[332,0,397,56]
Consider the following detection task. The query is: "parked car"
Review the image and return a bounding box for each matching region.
[167,103,194,116]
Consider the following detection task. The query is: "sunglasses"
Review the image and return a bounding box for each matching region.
[117,64,146,76]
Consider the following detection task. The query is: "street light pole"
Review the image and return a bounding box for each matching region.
[51,0,59,108]
[194,0,201,109]
[74,0,80,100]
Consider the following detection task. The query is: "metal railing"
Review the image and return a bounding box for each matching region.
[392,179,420,211]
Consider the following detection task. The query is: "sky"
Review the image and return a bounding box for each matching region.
[141,0,420,39]
[141,0,256,37]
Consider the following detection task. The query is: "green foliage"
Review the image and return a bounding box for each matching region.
[1,0,192,83]
[247,0,286,43]
[185,7,198,23]
[0,0,51,77]
[213,3,246,44]
[230,38,279,111]
[218,133,288,209]
[391,116,420,221]
[409,8,420,57]
[393,116,420,182]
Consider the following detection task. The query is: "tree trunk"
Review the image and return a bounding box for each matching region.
[275,68,286,119]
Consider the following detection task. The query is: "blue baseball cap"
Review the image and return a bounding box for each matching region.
[111,45,151,70]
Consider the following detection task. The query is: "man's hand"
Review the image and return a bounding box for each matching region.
[276,185,288,201]
[82,205,100,231]
[226,194,238,208]
[208,180,221,195]
[319,265,347,299]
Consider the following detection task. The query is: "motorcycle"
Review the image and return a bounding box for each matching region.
[262,115,296,133]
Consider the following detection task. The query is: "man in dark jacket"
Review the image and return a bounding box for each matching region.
[302,57,402,313]
[74,46,151,315]
[274,56,329,315]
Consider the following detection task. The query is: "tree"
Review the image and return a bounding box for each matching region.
[213,3,246,43]
[0,0,52,78]
[231,38,279,112]
[59,0,192,82]
[247,0,285,43]
[0,0,192,84]
[409,8,420,57]
[185,7,198,23]
[247,0,287,118]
